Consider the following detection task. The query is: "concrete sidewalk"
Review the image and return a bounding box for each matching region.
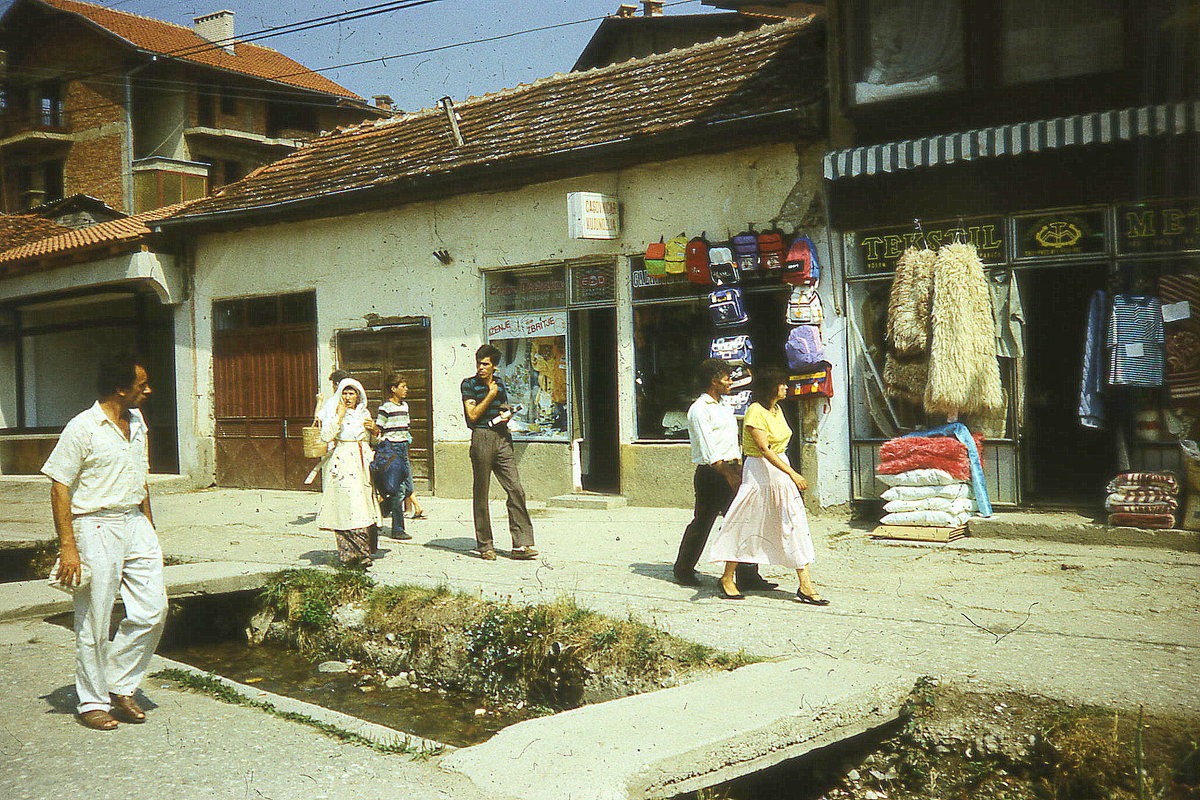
[2,482,1195,715]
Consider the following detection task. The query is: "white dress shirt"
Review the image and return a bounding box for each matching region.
[687,393,741,466]
[41,402,149,516]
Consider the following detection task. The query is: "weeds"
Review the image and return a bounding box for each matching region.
[151,667,443,757]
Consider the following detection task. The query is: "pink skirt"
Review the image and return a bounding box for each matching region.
[701,455,815,569]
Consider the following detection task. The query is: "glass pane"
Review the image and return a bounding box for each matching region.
[486,335,569,440]
[485,266,566,314]
[280,292,316,324]
[1002,0,1122,84]
[633,300,710,439]
[213,300,242,332]
[244,296,279,328]
[569,262,615,305]
[852,0,964,104]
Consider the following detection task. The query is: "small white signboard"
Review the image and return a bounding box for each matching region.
[487,312,567,340]
[567,192,620,240]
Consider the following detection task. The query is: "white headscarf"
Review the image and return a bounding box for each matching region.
[320,377,371,440]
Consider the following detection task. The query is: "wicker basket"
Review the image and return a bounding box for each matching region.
[302,425,327,459]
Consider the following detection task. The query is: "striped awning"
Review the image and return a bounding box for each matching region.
[824,100,1200,181]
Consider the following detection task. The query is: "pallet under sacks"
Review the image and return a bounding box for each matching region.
[871,431,985,543]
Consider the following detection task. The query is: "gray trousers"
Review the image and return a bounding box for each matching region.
[469,427,535,549]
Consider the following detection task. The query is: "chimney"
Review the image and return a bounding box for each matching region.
[372,95,394,111]
[615,4,637,17]
[193,11,235,53]
[642,1,663,15]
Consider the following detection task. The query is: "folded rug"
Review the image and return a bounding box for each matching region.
[1106,502,1178,515]
[1108,512,1176,529]
[1105,472,1180,495]
[877,434,986,482]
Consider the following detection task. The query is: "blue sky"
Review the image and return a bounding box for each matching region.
[62,0,718,111]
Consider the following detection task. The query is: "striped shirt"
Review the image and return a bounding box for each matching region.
[1107,295,1164,387]
[375,401,412,443]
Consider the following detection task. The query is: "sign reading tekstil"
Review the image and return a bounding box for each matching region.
[1118,198,1200,255]
[1013,208,1108,260]
[567,192,620,240]
[854,217,1006,273]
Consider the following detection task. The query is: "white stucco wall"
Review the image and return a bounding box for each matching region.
[186,140,851,507]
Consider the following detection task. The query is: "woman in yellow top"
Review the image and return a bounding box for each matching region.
[701,366,828,604]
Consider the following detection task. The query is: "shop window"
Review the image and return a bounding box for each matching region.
[847,0,965,105]
[486,322,569,441]
[1001,0,1123,85]
[484,265,567,314]
[214,292,314,332]
[569,262,615,305]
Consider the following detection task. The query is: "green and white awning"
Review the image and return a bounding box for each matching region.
[823,100,1200,181]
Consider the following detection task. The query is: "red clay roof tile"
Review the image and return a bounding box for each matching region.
[34,0,361,100]
[168,18,823,222]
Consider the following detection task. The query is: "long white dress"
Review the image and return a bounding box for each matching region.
[316,380,381,533]
[701,402,815,569]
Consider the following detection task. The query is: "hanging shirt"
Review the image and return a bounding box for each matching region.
[989,270,1025,358]
[1107,295,1165,387]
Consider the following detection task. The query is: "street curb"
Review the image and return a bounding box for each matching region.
[149,653,451,755]
[967,518,1200,553]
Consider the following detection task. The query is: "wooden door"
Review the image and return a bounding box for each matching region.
[213,294,317,489]
[337,325,433,491]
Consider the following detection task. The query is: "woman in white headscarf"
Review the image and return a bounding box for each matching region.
[318,377,382,568]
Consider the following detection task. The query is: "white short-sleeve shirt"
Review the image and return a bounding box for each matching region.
[687,393,741,466]
[41,402,150,516]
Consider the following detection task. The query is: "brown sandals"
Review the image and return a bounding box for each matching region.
[78,709,119,731]
[108,693,147,723]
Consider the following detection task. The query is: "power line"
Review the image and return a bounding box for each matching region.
[268,0,703,82]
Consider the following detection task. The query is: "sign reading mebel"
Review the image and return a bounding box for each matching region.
[1118,198,1200,255]
[567,192,620,239]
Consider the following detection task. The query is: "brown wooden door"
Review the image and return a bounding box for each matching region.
[337,325,433,491]
[213,296,317,489]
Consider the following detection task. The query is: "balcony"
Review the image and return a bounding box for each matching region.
[0,111,71,151]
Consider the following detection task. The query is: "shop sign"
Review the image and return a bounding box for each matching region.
[486,312,567,340]
[854,217,1005,273]
[484,266,567,314]
[1013,208,1108,260]
[569,263,615,304]
[631,258,695,302]
[567,192,620,240]
[1117,198,1200,255]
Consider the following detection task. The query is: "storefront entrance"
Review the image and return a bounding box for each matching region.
[336,323,434,492]
[571,307,619,493]
[1021,263,1114,507]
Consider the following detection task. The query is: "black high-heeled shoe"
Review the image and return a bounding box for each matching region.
[717,587,745,600]
[795,590,829,606]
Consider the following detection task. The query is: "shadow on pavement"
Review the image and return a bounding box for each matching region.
[298,549,339,567]
[40,685,158,715]
[423,537,476,554]
[287,513,317,526]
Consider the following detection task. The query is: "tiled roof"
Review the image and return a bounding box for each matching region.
[0,203,190,275]
[32,0,361,100]
[167,17,823,223]
[0,215,72,251]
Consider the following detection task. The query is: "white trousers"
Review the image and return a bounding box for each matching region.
[72,508,167,714]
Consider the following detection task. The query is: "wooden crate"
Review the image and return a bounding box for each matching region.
[871,524,968,543]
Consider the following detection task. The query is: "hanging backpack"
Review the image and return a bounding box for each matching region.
[685,233,712,285]
[782,234,820,286]
[757,229,786,271]
[786,285,823,325]
[731,226,759,273]
[707,246,740,285]
[786,363,834,399]
[729,363,752,389]
[664,233,688,275]
[785,324,825,371]
[645,237,667,278]
[721,389,753,416]
[709,334,754,365]
[708,287,749,328]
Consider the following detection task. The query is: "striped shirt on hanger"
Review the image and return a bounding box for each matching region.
[1107,295,1165,387]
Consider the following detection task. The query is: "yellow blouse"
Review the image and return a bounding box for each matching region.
[741,402,791,457]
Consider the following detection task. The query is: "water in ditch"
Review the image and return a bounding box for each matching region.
[52,591,537,748]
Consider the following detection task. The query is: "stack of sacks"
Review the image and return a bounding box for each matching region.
[1106,472,1180,529]
[876,434,984,528]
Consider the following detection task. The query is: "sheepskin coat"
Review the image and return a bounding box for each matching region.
[884,246,936,403]
[925,242,1004,414]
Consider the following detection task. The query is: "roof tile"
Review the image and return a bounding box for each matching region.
[170,18,823,221]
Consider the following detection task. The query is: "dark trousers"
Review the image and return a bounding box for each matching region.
[674,464,762,583]
[469,427,535,550]
[372,441,412,537]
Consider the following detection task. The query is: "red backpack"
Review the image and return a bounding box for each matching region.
[685,233,711,285]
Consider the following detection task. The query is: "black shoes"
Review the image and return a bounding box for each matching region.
[673,570,702,587]
[796,590,830,606]
[717,588,745,600]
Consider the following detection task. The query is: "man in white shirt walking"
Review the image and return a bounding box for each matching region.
[42,353,167,731]
[673,359,773,590]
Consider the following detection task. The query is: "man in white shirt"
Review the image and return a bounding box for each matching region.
[41,354,167,731]
[673,359,773,589]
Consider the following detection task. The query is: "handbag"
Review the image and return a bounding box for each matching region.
[302,425,327,458]
[786,362,834,398]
